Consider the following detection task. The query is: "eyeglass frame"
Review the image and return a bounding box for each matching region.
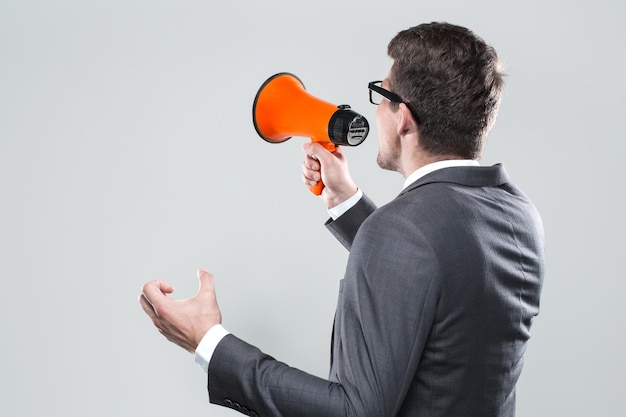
[368,81,422,125]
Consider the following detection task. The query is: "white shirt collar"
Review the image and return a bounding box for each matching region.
[402,160,480,190]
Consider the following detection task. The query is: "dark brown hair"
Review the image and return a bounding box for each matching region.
[388,22,504,159]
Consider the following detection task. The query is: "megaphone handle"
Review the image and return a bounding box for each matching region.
[308,141,337,196]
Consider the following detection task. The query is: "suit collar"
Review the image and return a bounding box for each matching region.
[399,163,510,197]
[402,160,479,190]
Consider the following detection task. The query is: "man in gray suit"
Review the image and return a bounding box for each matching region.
[140,22,545,417]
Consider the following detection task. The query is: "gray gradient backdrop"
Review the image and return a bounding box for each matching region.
[1,1,624,416]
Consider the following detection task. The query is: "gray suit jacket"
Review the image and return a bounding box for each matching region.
[207,164,545,417]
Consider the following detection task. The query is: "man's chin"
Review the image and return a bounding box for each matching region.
[376,154,399,173]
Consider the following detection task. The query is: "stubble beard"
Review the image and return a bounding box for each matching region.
[376,144,402,173]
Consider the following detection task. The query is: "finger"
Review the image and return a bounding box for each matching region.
[301,142,314,155]
[304,143,336,168]
[304,154,320,171]
[139,294,154,317]
[302,162,320,182]
[302,175,318,188]
[301,143,329,166]
[301,146,322,183]
[141,280,174,305]
[302,155,320,173]
[138,293,157,318]
[301,152,320,182]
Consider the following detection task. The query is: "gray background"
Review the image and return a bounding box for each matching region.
[1,0,624,416]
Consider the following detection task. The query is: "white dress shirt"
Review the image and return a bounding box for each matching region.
[194,159,479,372]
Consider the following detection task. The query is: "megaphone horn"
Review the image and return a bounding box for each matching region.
[253,72,369,195]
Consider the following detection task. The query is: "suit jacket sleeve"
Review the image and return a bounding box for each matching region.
[207,200,440,417]
[324,193,377,251]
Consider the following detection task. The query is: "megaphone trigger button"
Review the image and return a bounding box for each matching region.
[337,104,351,110]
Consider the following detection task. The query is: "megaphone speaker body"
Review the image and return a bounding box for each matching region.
[253,72,369,195]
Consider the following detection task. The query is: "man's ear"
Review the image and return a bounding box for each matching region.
[396,103,419,136]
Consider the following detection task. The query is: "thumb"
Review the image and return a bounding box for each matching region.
[196,268,216,296]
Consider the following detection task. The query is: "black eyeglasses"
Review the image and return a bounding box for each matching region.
[368,81,421,124]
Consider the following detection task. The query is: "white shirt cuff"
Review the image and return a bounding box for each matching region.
[327,189,363,220]
[194,324,230,373]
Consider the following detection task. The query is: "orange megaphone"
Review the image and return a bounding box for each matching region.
[253,72,369,195]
